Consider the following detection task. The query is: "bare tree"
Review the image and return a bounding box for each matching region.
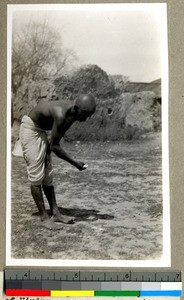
[12,19,77,96]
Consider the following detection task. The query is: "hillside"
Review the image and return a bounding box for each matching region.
[125,79,161,98]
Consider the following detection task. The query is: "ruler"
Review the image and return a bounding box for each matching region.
[4,270,182,297]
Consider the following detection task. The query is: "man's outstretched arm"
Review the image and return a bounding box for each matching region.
[50,117,86,171]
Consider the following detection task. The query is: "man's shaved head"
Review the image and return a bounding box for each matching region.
[75,94,96,114]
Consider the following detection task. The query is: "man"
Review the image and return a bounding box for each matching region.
[19,94,96,229]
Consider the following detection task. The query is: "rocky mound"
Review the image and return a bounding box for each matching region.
[54,64,117,101]
[12,65,161,141]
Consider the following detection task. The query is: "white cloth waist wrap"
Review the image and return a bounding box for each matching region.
[19,115,53,186]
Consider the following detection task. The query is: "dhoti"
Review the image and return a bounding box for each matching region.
[19,115,53,186]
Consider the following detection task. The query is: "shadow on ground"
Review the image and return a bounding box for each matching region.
[32,207,114,222]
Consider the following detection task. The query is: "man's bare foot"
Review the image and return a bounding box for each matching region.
[40,214,61,230]
[40,212,50,221]
[51,213,74,224]
[41,218,61,230]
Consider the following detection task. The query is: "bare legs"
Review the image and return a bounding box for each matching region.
[30,185,48,221]
[30,184,74,228]
[42,185,74,224]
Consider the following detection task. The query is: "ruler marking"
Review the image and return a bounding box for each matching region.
[4,270,182,292]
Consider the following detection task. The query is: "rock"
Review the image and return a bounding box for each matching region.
[12,65,161,141]
[13,79,58,120]
[125,92,155,132]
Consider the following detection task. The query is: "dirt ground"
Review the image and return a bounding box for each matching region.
[11,135,163,261]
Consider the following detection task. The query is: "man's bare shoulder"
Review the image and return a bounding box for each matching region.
[29,101,72,129]
[50,101,71,120]
[31,101,69,116]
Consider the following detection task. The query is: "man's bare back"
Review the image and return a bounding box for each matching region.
[29,101,72,130]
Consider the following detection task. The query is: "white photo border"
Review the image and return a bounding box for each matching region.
[6,3,170,267]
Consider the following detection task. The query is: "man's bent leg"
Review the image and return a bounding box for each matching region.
[42,185,74,224]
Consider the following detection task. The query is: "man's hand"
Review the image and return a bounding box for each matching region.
[75,161,88,171]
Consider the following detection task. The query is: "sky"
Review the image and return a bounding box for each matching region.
[10,4,167,82]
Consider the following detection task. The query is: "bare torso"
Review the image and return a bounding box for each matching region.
[28,101,73,131]
[27,96,94,173]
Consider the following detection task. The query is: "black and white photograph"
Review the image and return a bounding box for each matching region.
[7,3,170,267]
